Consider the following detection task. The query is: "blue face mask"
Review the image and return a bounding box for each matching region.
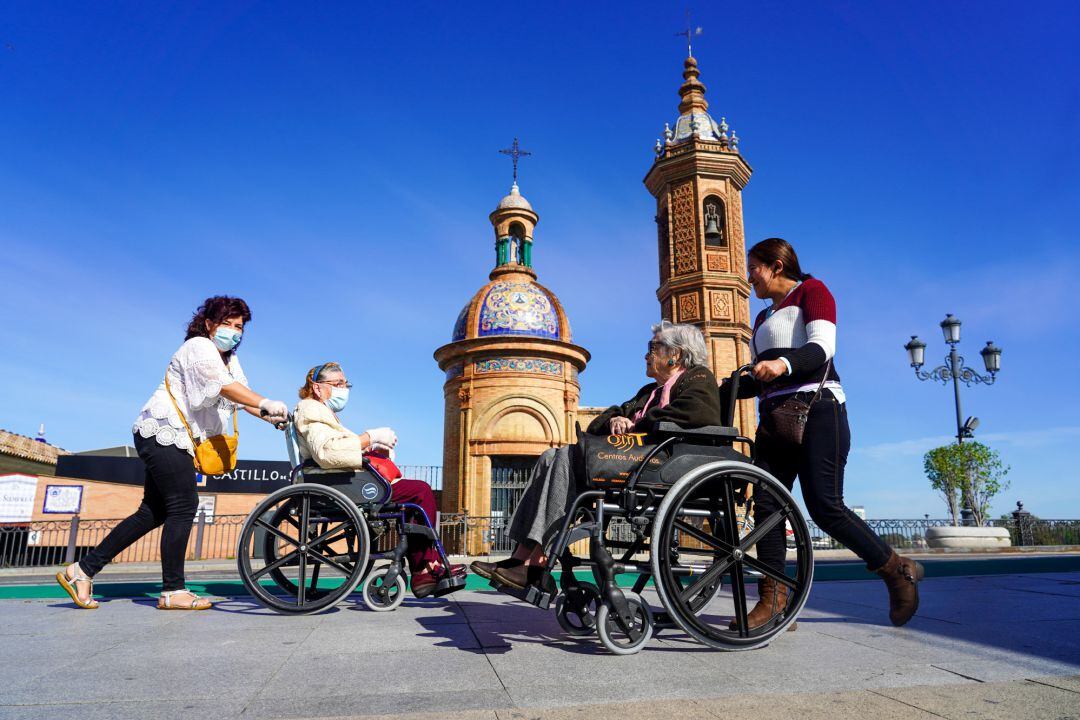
[212,326,242,352]
[326,387,349,412]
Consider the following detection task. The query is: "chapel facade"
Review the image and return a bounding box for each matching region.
[433,182,589,546]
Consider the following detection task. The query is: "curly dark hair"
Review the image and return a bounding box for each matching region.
[185,296,252,358]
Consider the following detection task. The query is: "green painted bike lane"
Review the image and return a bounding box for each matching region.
[4,555,1078,600]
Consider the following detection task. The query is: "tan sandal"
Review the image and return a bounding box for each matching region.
[157,589,212,610]
[55,563,100,609]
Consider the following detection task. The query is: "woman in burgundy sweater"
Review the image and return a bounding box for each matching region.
[724,238,924,629]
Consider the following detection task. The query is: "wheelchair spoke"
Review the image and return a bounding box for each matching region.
[722,478,749,637]
[673,519,735,554]
[678,555,734,604]
[305,523,355,553]
[251,547,301,581]
[254,517,302,548]
[304,549,355,577]
[297,495,310,606]
[737,506,787,554]
[741,553,797,590]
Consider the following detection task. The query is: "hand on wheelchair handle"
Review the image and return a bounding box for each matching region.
[258,398,289,420]
[752,360,788,382]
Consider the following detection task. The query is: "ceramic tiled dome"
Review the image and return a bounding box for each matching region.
[451,277,570,342]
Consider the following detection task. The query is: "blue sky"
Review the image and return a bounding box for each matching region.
[1,1,1078,519]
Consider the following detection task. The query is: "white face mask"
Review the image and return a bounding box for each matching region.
[326,386,349,412]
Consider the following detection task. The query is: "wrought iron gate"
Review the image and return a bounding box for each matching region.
[488,456,535,552]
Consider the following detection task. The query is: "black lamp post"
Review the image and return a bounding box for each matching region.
[904,315,1002,524]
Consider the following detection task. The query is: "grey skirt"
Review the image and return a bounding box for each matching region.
[505,445,577,547]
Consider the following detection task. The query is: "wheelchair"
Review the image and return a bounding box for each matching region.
[489,365,814,654]
[236,422,465,614]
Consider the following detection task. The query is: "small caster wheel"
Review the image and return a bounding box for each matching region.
[361,571,406,612]
[596,594,653,655]
[555,582,601,637]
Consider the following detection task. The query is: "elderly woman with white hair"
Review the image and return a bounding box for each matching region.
[472,321,723,590]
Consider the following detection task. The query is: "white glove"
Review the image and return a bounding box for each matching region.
[369,441,397,461]
[259,398,289,421]
[364,427,397,448]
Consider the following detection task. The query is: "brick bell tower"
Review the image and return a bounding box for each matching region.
[643,54,756,435]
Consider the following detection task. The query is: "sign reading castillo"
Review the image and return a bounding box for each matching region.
[56,455,293,494]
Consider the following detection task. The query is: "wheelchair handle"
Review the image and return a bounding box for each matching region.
[260,409,293,431]
[726,363,757,428]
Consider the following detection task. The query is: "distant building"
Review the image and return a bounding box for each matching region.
[852,505,867,520]
[0,428,68,476]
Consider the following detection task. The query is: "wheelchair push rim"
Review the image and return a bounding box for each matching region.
[651,460,813,650]
[236,484,371,614]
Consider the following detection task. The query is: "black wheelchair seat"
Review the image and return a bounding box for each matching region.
[653,421,741,443]
[299,461,391,506]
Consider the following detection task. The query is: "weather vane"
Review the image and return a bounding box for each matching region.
[675,10,703,58]
[498,137,531,183]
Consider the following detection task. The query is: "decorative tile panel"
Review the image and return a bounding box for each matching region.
[709,290,734,321]
[671,181,698,275]
[444,362,464,380]
[706,253,729,272]
[474,358,564,376]
[657,206,670,283]
[677,292,701,322]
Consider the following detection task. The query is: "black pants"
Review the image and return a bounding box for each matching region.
[754,392,892,573]
[79,433,199,591]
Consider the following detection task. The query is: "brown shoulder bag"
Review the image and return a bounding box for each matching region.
[767,360,831,445]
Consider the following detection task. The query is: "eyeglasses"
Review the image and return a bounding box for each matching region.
[646,341,665,356]
[317,379,353,389]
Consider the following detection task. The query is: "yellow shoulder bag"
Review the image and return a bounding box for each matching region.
[164,372,239,475]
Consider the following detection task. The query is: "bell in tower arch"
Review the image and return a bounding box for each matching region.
[703,197,726,247]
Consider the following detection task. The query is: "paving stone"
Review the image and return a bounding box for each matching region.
[874,677,1080,719]
[0,698,250,720]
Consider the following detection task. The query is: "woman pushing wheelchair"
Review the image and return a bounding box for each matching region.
[293,362,466,598]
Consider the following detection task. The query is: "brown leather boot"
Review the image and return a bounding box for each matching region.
[728,577,796,631]
[873,551,925,626]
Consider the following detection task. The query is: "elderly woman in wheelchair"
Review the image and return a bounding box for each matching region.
[236,362,465,613]
[471,321,817,654]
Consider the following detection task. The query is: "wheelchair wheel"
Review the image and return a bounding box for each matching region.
[360,569,407,612]
[237,484,370,614]
[651,461,813,651]
[555,582,602,637]
[596,594,653,655]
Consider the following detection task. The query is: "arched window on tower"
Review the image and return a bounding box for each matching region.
[509,222,526,265]
[703,195,727,248]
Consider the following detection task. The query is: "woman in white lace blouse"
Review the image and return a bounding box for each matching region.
[56,296,290,611]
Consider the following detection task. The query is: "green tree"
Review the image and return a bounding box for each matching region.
[923,442,1010,526]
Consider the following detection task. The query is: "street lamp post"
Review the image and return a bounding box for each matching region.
[904,315,1002,525]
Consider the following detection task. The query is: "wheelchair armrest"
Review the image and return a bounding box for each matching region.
[654,421,740,442]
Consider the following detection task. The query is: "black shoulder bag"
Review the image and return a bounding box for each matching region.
[767,360,831,445]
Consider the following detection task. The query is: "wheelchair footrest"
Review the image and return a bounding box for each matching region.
[401,522,438,540]
[432,573,467,597]
[488,578,555,610]
[651,611,676,630]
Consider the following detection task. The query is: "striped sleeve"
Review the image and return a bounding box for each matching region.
[780,279,835,376]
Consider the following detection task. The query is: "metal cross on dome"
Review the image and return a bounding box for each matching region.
[498,137,531,183]
[675,10,703,58]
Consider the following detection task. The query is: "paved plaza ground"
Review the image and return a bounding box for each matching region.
[1,563,1078,719]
